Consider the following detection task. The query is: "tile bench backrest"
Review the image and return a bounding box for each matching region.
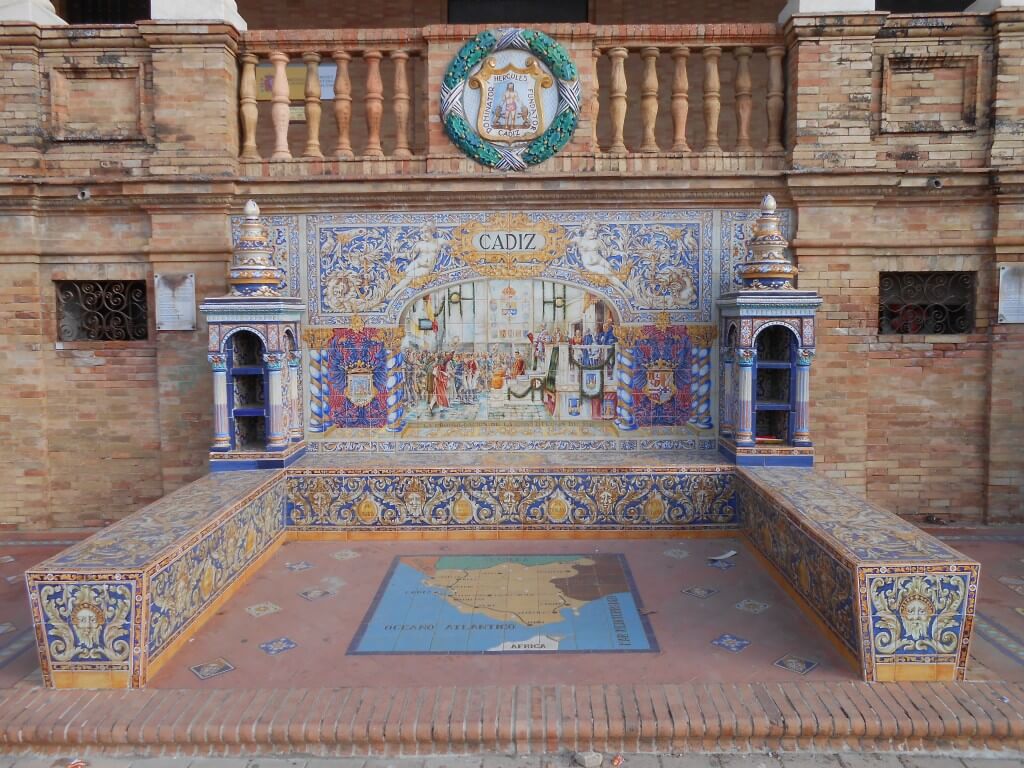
[738,468,980,681]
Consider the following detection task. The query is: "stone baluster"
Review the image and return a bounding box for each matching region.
[734,46,753,152]
[735,349,755,446]
[209,354,231,450]
[264,353,289,449]
[363,50,385,158]
[239,53,260,161]
[391,50,412,159]
[591,46,601,149]
[766,45,785,152]
[608,47,628,155]
[302,52,323,159]
[702,46,722,152]
[639,46,660,153]
[269,51,292,160]
[793,349,814,445]
[670,46,690,152]
[333,50,354,159]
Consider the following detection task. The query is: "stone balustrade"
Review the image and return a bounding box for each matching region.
[592,25,786,159]
[238,28,427,173]
[237,24,788,175]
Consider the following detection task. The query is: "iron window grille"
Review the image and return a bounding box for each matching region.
[878,271,975,335]
[56,280,149,341]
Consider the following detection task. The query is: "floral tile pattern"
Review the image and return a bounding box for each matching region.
[735,599,770,614]
[682,586,718,599]
[285,561,314,572]
[663,548,690,560]
[711,634,750,653]
[189,658,235,680]
[245,602,281,618]
[774,654,818,675]
[259,637,297,656]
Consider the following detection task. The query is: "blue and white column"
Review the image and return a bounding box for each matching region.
[264,352,288,450]
[308,346,328,433]
[688,343,714,429]
[735,349,755,446]
[793,348,814,446]
[384,341,407,434]
[288,350,303,442]
[614,333,638,432]
[209,353,231,451]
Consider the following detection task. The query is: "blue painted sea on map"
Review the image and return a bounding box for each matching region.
[348,554,658,654]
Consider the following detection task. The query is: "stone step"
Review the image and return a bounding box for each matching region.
[0,681,1022,757]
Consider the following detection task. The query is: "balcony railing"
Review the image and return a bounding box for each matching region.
[237,23,787,176]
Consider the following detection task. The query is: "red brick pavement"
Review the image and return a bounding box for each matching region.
[0,682,1023,757]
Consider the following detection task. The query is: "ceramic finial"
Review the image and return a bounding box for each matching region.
[244,199,260,218]
[761,193,777,215]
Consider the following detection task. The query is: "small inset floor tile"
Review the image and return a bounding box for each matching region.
[0,555,14,564]
[285,561,314,572]
[997,575,1024,596]
[711,633,750,653]
[682,586,718,599]
[189,657,234,680]
[734,599,770,614]
[299,587,336,601]
[774,653,818,675]
[4,575,21,585]
[663,547,689,560]
[332,549,360,561]
[260,637,297,655]
[246,602,281,618]
[707,559,735,570]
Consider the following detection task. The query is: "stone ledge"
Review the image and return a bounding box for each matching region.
[0,682,1021,755]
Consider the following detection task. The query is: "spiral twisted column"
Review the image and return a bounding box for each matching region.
[209,353,231,450]
[381,328,407,433]
[794,348,814,446]
[303,329,332,433]
[688,343,713,429]
[614,329,638,432]
[735,348,755,446]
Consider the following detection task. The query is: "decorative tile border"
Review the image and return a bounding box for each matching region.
[285,469,739,531]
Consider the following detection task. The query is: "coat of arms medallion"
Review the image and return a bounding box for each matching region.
[441,28,581,170]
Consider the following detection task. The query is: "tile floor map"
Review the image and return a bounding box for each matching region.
[349,554,657,654]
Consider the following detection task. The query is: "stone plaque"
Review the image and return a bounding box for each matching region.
[154,272,196,331]
[999,264,1024,324]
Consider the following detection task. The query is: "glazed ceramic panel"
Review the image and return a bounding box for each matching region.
[719,208,794,295]
[304,210,715,326]
[229,214,301,297]
[286,469,738,531]
[148,480,286,656]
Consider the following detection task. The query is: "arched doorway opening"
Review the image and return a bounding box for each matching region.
[399,277,619,424]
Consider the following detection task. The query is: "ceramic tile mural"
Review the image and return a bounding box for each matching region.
[719,208,793,295]
[286,469,739,531]
[303,210,715,326]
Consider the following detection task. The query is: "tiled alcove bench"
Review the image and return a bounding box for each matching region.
[25,461,977,687]
[739,468,979,682]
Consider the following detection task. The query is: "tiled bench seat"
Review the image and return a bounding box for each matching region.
[25,458,978,688]
[738,468,979,682]
[26,470,285,688]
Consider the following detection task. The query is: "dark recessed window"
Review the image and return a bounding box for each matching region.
[61,0,150,24]
[877,0,972,11]
[878,272,975,335]
[56,280,148,341]
[448,0,588,23]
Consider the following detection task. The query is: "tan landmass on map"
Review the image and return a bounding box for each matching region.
[425,559,595,627]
